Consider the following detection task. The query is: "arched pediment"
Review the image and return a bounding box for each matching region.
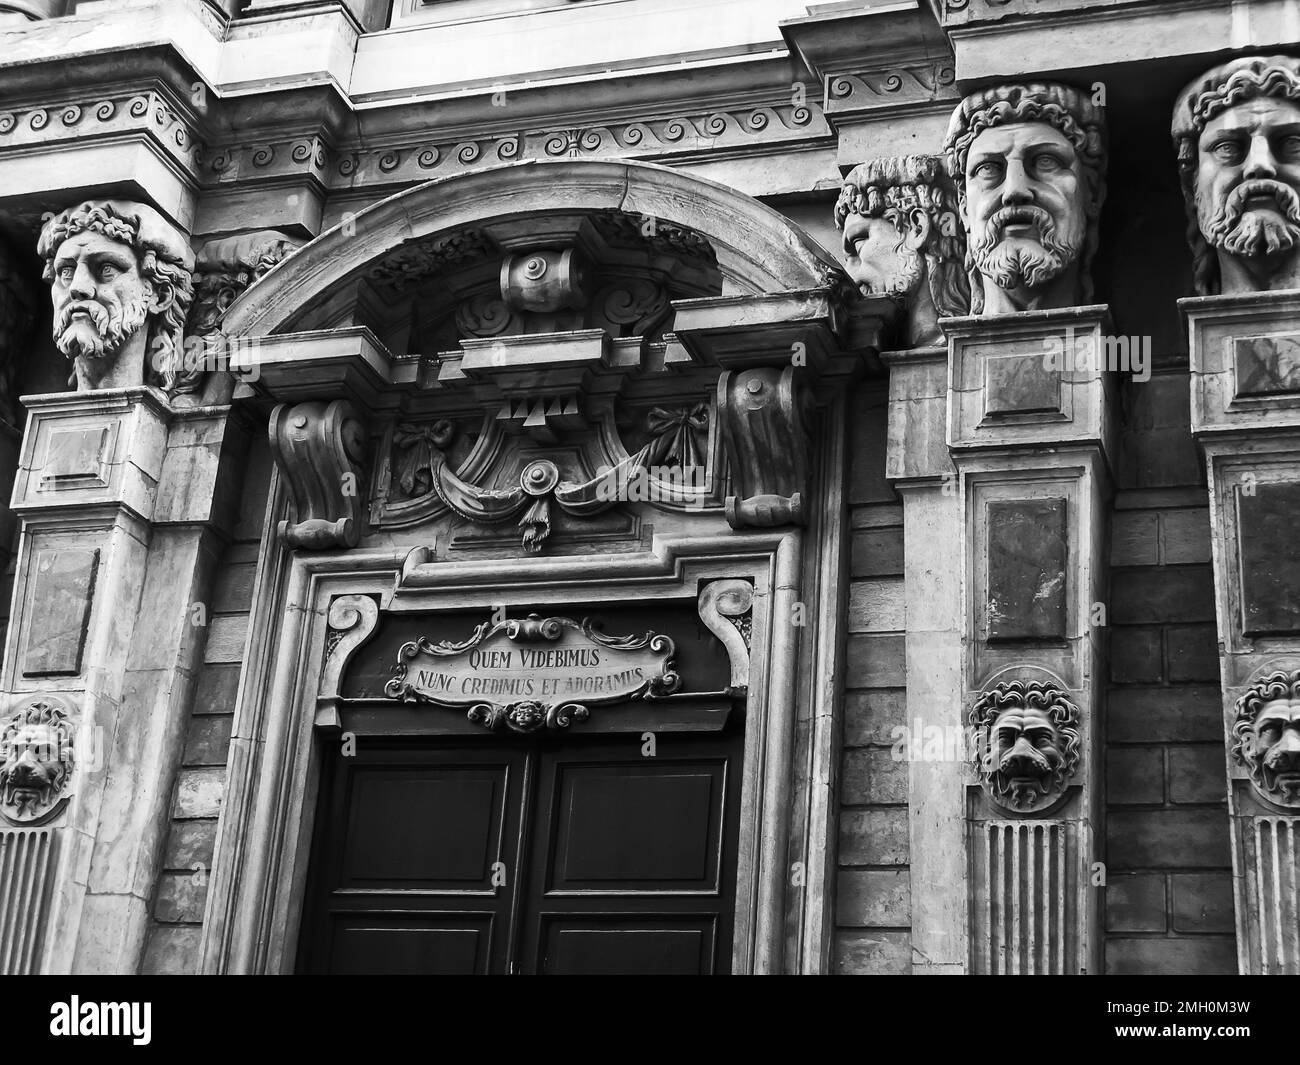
[221,159,845,343]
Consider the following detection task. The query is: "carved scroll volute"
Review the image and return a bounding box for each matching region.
[269,400,368,550]
[717,366,812,529]
[698,579,754,695]
[317,595,380,729]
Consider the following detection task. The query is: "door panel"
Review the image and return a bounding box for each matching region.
[298,744,529,975]
[298,723,743,974]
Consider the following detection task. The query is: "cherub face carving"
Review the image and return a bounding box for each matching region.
[969,681,1081,812]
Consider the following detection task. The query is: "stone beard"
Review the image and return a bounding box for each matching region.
[968,681,1081,813]
[1173,56,1300,296]
[834,154,969,347]
[945,82,1107,315]
[37,200,196,397]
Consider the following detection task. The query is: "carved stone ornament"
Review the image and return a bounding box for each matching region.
[944,83,1107,315]
[697,579,754,695]
[37,199,198,399]
[384,614,679,733]
[1232,670,1300,808]
[1172,56,1300,296]
[0,695,74,825]
[189,229,301,338]
[269,399,368,550]
[968,680,1082,813]
[835,155,970,346]
[717,366,812,529]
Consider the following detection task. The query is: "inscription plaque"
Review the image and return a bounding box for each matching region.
[384,614,679,733]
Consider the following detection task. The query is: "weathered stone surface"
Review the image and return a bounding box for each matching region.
[837,808,908,866]
[846,578,905,633]
[844,634,906,688]
[140,924,201,976]
[840,748,907,805]
[1165,624,1219,683]
[203,613,250,665]
[1110,627,1163,684]
[850,527,904,578]
[834,930,911,975]
[183,713,233,767]
[835,869,911,927]
[1167,746,1225,805]
[1160,508,1212,565]
[843,689,906,748]
[172,767,226,819]
[1170,872,1235,934]
[1110,566,1215,625]
[1106,747,1164,806]
[192,661,242,715]
[21,547,98,676]
[1108,809,1230,869]
[162,819,217,871]
[985,498,1067,641]
[1106,936,1236,976]
[1111,510,1159,567]
[153,871,208,924]
[1107,686,1222,743]
[1105,873,1166,933]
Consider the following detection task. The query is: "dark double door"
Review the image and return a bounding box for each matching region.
[298,725,745,974]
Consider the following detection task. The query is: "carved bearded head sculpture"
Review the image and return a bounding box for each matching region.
[969,680,1082,813]
[38,200,196,398]
[1233,670,1300,807]
[834,155,970,346]
[1172,56,1300,296]
[0,698,74,824]
[945,83,1107,315]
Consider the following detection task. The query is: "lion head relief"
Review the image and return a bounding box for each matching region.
[1233,670,1300,808]
[0,697,74,824]
[969,680,1081,813]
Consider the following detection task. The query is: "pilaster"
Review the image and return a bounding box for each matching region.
[1184,290,1300,974]
[2,387,246,973]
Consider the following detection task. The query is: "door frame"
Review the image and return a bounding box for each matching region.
[197,485,815,973]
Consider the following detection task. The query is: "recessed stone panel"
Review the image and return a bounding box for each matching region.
[1237,481,1300,636]
[984,351,1062,416]
[986,498,1068,642]
[1234,333,1300,397]
[38,426,110,491]
[21,548,99,676]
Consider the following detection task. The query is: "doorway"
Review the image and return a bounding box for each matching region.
[297,722,745,974]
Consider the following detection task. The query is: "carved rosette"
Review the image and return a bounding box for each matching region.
[1232,670,1300,809]
[968,681,1081,814]
[269,400,368,550]
[717,366,812,529]
[0,695,75,825]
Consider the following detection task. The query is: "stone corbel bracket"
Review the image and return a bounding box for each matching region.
[698,579,754,695]
[316,594,380,729]
[717,366,813,529]
[269,399,367,550]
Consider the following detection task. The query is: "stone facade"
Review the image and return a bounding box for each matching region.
[0,0,1296,976]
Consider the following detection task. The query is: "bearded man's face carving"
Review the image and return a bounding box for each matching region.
[1196,97,1300,267]
[50,230,153,364]
[965,122,1088,301]
[0,702,73,824]
[842,213,926,301]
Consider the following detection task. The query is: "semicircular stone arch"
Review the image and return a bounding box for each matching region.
[222,158,844,344]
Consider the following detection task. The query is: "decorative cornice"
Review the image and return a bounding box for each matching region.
[0,89,202,176]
